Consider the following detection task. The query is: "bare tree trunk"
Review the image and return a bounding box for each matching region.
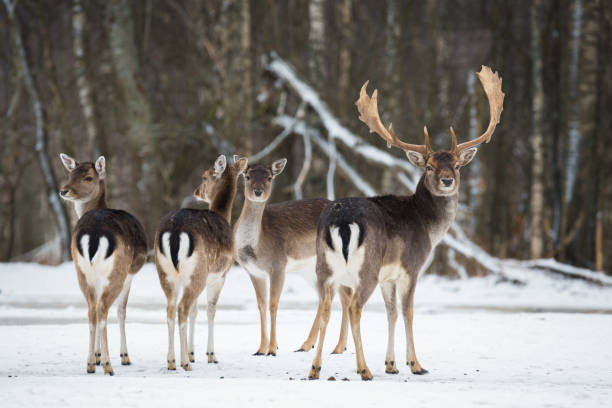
[73,0,101,157]
[530,0,545,259]
[3,0,71,261]
[220,0,252,154]
[595,211,603,271]
[106,0,154,230]
[308,0,325,87]
[564,0,583,206]
[337,0,351,117]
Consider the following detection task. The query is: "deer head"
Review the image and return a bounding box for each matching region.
[242,158,287,203]
[356,65,504,196]
[59,153,106,203]
[194,154,248,203]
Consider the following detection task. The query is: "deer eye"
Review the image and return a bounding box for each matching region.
[455,165,460,170]
[426,166,433,172]
[267,177,272,182]
[245,176,250,180]
[85,176,93,182]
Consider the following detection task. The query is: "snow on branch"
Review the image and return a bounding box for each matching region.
[274,116,376,196]
[267,56,418,176]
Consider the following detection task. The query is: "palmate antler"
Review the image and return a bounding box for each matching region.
[356,66,504,155]
[355,81,432,156]
[452,65,505,153]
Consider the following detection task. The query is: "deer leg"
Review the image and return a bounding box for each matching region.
[206,274,225,363]
[331,286,352,354]
[297,298,322,352]
[380,280,399,374]
[116,275,133,366]
[349,283,377,381]
[308,286,333,380]
[178,283,205,371]
[166,294,177,370]
[95,313,101,365]
[188,298,198,363]
[85,287,97,374]
[97,284,122,376]
[267,269,286,356]
[400,276,427,375]
[248,274,269,355]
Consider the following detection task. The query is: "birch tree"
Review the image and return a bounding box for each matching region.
[2,0,71,261]
[73,0,101,157]
[530,0,545,259]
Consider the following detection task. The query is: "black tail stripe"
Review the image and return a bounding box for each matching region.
[76,230,115,262]
[338,224,351,262]
[170,232,180,270]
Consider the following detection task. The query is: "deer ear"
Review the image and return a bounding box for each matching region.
[233,156,248,175]
[458,147,478,166]
[60,153,78,171]
[95,156,106,179]
[271,158,287,177]
[213,155,227,178]
[405,150,426,168]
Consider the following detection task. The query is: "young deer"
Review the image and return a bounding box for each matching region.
[308,66,504,380]
[234,160,350,356]
[59,154,147,375]
[155,154,247,370]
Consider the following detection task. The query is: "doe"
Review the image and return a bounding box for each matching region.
[59,154,147,375]
[155,155,247,370]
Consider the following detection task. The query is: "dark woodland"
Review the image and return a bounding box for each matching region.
[0,0,610,275]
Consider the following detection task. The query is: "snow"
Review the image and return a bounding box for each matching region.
[1,261,612,407]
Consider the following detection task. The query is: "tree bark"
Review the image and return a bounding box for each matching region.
[106,0,155,231]
[530,0,545,259]
[3,0,72,261]
[220,0,252,154]
[73,0,101,157]
[308,0,325,87]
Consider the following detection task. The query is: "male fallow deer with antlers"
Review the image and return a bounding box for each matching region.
[59,154,147,375]
[234,159,350,356]
[155,155,247,370]
[308,66,504,380]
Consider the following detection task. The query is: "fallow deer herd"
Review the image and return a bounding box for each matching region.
[59,66,504,380]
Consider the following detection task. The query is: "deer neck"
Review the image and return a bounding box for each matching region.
[75,182,108,219]
[235,199,266,250]
[209,177,237,223]
[413,176,458,247]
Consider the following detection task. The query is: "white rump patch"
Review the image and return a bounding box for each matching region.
[156,232,198,292]
[177,233,191,265]
[324,223,364,289]
[80,234,91,263]
[76,233,115,301]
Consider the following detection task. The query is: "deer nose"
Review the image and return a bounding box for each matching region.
[60,189,69,196]
[254,189,263,197]
[441,178,454,187]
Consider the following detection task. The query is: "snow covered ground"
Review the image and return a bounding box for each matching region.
[1,262,611,407]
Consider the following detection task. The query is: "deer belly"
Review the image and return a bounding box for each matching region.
[240,260,269,280]
[286,256,317,285]
[378,263,405,283]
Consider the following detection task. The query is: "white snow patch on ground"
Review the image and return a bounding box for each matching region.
[1,262,611,407]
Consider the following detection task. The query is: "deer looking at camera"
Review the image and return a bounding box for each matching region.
[308,66,504,381]
[59,154,147,376]
[234,160,350,356]
[154,155,247,371]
